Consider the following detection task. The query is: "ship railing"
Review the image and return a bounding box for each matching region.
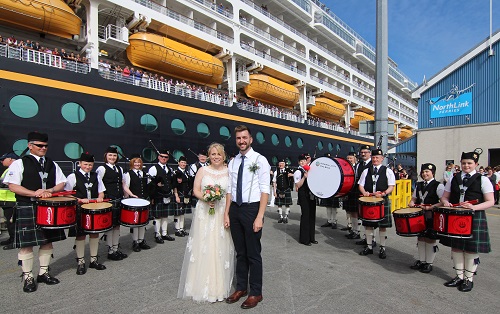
[310,76,350,97]
[240,42,306,76]
[99,24,129,43]
[236,102,304,123]
[193,0,234,19]
[0,42,7,57]
[306,118,347,132]
[133,0,233,44]
[308,56,350,82]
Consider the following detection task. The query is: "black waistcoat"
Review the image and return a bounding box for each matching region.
[102,164,123,199]
[449,172,484,204]
[276,168,291,191]
[153,164,173,197]
[128,170,148,199]
[297,168,310,196]
[17,155,56,202]
[364,165,389,193]
[74,171,99,199]
[415,180,440,205]
[174,169,191,195]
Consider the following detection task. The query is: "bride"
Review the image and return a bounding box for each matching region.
[178,143,235,302]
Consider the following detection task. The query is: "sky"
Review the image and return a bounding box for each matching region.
[323,0,500,84]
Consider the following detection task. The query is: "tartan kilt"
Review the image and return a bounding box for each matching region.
[361,198,392,228]
[13,204,66,248]
[109,199,123,227]
[439,210,491,253]
[274,189,292,206]
[172,195,193,216]
[317,196,340,208]
[344,191,359,213]
[150,199,175,218]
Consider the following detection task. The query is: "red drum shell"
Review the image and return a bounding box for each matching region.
[358,197,385,222]
[393,208,426,237]
[333,157,355,197]
[36,197,77,229]
[433,207,473,238]
[120,199,150,227]
[80,202,113,233]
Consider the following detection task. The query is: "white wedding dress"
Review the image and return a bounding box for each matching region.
[178,167,235,302]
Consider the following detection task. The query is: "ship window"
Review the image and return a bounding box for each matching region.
[271,134,279,146]
[61,102,86,123]
[141,114,158,132]
[351,146,356,152]
[285,157,291,166]
[104,109,125,128]
[297,137,303,148]
[256,132,265,144]
[171,119,186,135]
[336,144,341,153]
[172,150,185,162]
[328,143,333,152]
[317,141,324,151]
[64,142,84,160]
[285,136,292,147]
[219,126,231,140]
[142,147,157,162]
[9,95,38,118]
[272,156,278,166]
[13,139,28,156]
[197,123,210,138]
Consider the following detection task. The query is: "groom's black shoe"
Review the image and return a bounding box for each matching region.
[226,290,247,304]
[241,295,263,309]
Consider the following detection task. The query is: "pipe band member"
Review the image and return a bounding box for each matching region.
[173,156,193,237]
[273,158,293,224]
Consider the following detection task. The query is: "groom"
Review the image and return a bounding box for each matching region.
[225,125,270,309]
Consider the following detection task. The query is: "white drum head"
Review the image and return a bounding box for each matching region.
[307,157,341,198]
[121,198,150,206]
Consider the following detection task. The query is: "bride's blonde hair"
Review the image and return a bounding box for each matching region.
[207,142,226,162]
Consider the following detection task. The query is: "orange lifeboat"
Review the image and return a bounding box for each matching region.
[398,128,413,140]
[309,97,346,120]
[0,0,81,39]
[244,74,299,108]
[350,111,374,128]
[127,32,224,87]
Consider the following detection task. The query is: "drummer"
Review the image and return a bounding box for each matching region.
[123,154,151,252]
[173,156,192,237]
[358,148,395,259]
[273,158,294,223]
[340,152,357,232]
[319,153,341,229]
[407,163,444,273]
[4,132,66,293]
[64,152,107,274]
[295,154,317,246]
[440,151,494,292]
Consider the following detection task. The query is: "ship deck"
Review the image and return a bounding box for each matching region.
[1,197,499,313]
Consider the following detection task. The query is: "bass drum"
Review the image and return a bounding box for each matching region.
[308,156,355,199]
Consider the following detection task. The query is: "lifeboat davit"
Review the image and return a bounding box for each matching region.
[244,74,299,108]
[310,97,346,120]
[127,32,224,86]
[0,0,81,39]
[398,128,413,140]
[350,111,374,128]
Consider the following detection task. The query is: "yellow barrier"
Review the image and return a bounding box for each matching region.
[390,179,412,212]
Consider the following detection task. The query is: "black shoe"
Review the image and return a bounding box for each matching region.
[321,222,332,228]
[0,239,13,245]
[37,273,60,285]
[155,235,164,244]
[331,222,337,229]
[355,239,367,245]
[410,260,424,270]
[139,241,151,250]
[359,247,373,256]
[162,234,175,241]
[340,226,351,231]
[303,242,312,246]
[107,252,123,261]
[379,247,387,259]
[458,279,474,292]
[89,260,106,270]
[23,276,37,293]
[283,217,288,224]
[444,276,464,287]
[76,263,87,275]
[347,232,360,239]
[175,230,185,237]
[420,263,433,273]
[181,230,189,236]
[133,241,141,252]
[3,243,14,250]
[278,217,283,223]
[116,250,128,259]
[311,240,318,244]
[372,241,377,248]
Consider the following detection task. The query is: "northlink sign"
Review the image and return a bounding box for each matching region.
[427,84,475,118]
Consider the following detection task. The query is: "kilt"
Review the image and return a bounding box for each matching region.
[274,189,292,206]
[150,198,175,218]
[109,199,122,227]
[13,204,66,248]
[439,210,491,253]
[361,198,392,228]
[317,196,340,208]
[344,192,360,213]
[172,195,193,216]
[420,210,438,240]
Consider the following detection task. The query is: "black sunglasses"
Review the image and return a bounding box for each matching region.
[31,143,49,148]
[159,155,169,158]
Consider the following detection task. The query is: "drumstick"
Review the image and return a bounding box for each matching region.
[81,198,111,204]
[51,191,77,197]
[420,199,479,208]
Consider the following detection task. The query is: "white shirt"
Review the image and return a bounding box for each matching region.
[411,178,445,199]
[189,162,207,177]
[4,153,66,186]
[148,162,170,178]
[96,163,125,182]
[444,170,494,193]
[358,165,396,188]
[227,148,270,203]
[64,169,106,193]
[293,167,305,184]
[123,169,144,187]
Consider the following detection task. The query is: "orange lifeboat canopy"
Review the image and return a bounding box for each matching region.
[0,0,81,39]
[127,32,224,87]
[399,128,413,140]
[350,111,374,128]
[244,74,299,108]
[310,97,346,120]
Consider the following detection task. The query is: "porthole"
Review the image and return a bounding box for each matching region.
[219,126,231,140]
[336,144,341,152]
[285,136,292,148]
[271,134,279,146]
[285,157,291,166]
[255,132,265,144]
[10,95,38,118]
[297,137,303,149]
[197,123,210,138]
[64,142,84,159]
[351,146,356,152]
[328,143,333,152]
[141,114,158,132]
[104,109,125,128]
[317,141,323,151]
[61,102,85,123]
[272,156,278,166]
[13,139,28,156]
[142,147,157,162]
[171,119,186,135]
[172,150,185,162]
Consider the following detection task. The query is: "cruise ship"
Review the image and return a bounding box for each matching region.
[0,0,418,166]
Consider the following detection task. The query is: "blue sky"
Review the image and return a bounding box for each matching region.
[323,0,500,84]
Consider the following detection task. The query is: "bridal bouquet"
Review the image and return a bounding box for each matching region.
[203,184,225,215]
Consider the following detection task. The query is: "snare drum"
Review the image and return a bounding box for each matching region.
[120,198,150,227]
[433,207,473,238]
[358,197,385,222]
[80,202,113,233]
[36,197,77,229]
[393,208,426,237]
[308,157,355,198]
